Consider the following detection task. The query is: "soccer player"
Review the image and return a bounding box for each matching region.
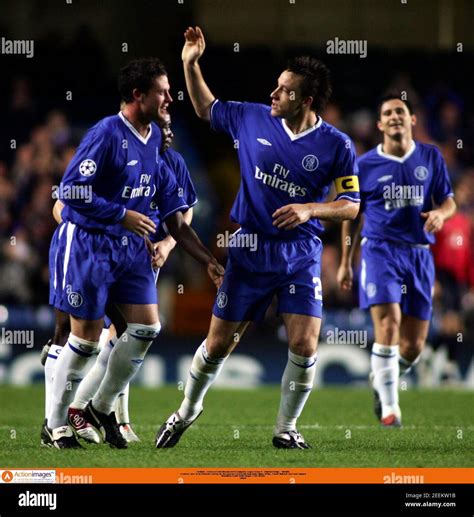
[155,27,360,450]
[46,57,223,449]
[337,94,456,427]
[41,114,185,445]
[66,112,198,444]
[41,114,188,445]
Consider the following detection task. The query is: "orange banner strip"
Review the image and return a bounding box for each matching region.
[46,468,474,484]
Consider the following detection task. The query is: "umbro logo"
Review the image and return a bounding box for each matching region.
[257,138,272,146]
[127,160,138,166]
[377,175,393,182]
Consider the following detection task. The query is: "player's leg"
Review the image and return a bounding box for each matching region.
[48,315,103,448]
[78,303,159,448]
[398,246,435,379]
[67,324,113,443]
[370,303,402,426]
[41,309,70,447]
[47,224,116,448]
[68,300,126,435]
[91,303,160,414]
[77,237,160,447]
[178,315,249,420]
[273,313,320,449]
[106,302,140,441]
[155,315,249,448]
[399,315,430,376]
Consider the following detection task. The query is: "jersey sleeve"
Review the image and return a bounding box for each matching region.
[59,125,126,224]
[210,99,245,138]
[173,153,198,208]
[432,148,454,205]
[154,160,190,220]
[331,138,360,203]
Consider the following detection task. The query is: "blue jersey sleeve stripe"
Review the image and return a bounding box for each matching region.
[209,99,220,130]
[335,195,361,202]
[160,204,190,221]
[438,192,454,203]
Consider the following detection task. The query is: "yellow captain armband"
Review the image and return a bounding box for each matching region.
[335,175,359,193]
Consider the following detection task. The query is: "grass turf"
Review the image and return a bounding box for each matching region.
[0,385,472,468]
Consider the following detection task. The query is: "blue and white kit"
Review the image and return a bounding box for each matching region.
[358,141,453,320]
[210,100,360,321]
[49,113,189,320]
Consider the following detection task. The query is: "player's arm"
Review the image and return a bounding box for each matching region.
[337,214,364,291]
[52,200,64,224]
[272,199,359,230]
[421,196,456,233]
[420,149,457,233]
[182,26,215,121]
[152,208,193,268]
[164,211,224,287]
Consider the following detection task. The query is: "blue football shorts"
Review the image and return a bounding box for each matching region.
[49,222,157,320]
[212,229,323,322]
[359,237,435,321]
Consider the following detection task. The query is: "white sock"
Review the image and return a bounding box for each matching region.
[48,334,97,429]
[44,344,64,422]
[399,352,420,376]
[115,383,131,424]
[178,340,226,421]
[371,342,400,418]
[275,350,317,435]
[92,323,160,415]
[71,336,117,410]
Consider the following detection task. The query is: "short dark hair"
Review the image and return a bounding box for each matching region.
[377,93,414,120]
[118,57,167,103]
[286,56,332,112]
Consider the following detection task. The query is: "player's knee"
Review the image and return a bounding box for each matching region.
[400,336,425,358]
[288,337,317,357]
[205,337,233,359]
[378,316,400,343]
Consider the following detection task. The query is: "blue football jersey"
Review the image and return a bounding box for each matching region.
[359,141,454,245]
[210,100,360,240]
[149,147,198,242]
[59,112,188,236]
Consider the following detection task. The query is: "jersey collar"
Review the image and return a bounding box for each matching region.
[118,111,153,145]
[281,116,323,141]
[376,140,416,163]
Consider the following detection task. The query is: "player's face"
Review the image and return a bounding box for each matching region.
[270,71,307,119]
[160,113,174,153]
[377,99,416,139]
[142,74,173,124]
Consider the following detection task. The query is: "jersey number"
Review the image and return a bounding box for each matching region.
[313,277,323,300]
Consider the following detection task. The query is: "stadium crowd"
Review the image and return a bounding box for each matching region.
[0,53,473,379]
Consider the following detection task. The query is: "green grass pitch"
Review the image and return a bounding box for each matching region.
[0,386,472,468]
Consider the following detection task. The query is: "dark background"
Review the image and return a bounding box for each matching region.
[0,0,473,385]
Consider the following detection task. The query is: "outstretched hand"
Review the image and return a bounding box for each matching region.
[182,26,206,65]
[207,258,225,289]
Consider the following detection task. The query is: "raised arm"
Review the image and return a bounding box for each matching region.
[182,26,216,121]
